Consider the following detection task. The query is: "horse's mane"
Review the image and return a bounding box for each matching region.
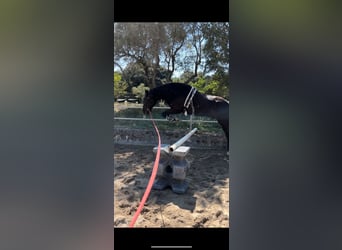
[148,84,230,113]
[149,83,192,102]
[150,83,229,103]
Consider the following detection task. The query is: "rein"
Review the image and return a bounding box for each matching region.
[129,111,161,228]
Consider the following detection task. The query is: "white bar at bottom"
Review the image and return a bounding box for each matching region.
[151,246,192,249]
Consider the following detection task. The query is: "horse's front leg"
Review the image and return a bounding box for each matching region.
[161,109,183,121]
[217,119,229,155]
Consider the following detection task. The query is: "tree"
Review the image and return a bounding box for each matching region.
[114,23,167,88]
[190,76,228,98]
[113,72,128,100]
[114,22,230,97]
[202,22,229,74]
[162,23,187,82]
[132,83,150,102]
[115,23,189,87]
[200,22,230,98]
[122,63,148,91]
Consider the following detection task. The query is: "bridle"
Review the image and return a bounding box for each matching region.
[183,86,197,116]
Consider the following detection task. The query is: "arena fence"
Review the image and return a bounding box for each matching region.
[113,104,227,149]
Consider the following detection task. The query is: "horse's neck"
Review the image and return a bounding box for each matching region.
[154,85,189,103]
[154,89,171,103]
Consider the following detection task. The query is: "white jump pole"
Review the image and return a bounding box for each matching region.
[169,128,197,152]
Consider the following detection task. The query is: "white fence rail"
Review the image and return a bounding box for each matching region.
[113,117,217,123]
[114,104,219,131]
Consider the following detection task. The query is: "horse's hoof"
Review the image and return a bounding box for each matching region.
[166,115,178,122]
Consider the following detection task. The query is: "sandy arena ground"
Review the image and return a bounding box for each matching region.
[114,144,229,228]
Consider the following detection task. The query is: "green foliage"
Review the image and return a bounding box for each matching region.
[113,72,128,99]
[211,71,229,99]
[132,83,150,102]
[114,22,230,97]
[177,71,195,83]
[202,23,229,73]
[190,76,229,99]
[122,63,148,90]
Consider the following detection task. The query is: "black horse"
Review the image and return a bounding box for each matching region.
[142,82,229,153]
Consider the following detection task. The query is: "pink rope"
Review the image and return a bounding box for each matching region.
[129,112,161,228]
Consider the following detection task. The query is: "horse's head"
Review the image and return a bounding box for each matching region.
[142,90,157,115]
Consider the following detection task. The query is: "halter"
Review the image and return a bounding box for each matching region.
[183,86,197,116]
